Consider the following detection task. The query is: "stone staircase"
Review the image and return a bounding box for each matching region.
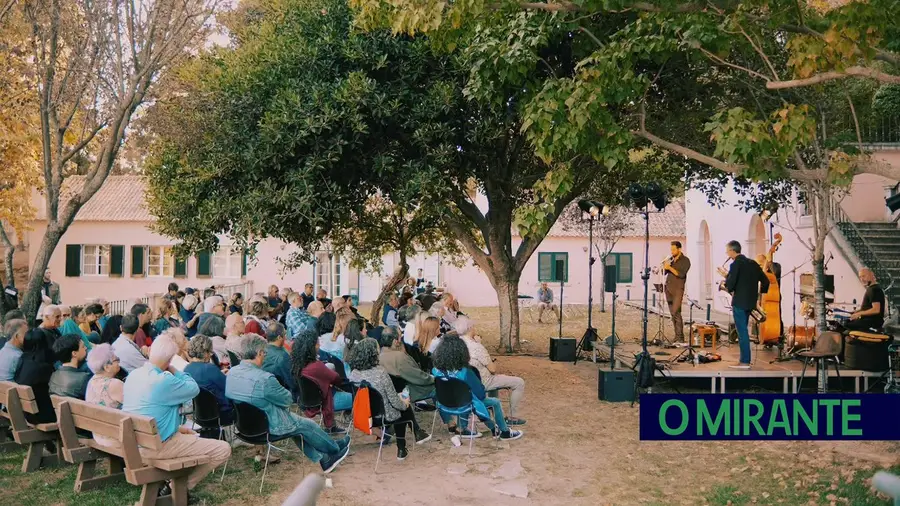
[836,221,900,311]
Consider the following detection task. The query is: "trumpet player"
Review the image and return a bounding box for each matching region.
[723,240,769,369]
[663,241,691,342]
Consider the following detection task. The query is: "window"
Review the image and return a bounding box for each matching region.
[606,253,633,283]
[213,247,243,278]
[538,252,568,282]
[82,245,110,276]
[316,252,342,295]
[147,246,175,277]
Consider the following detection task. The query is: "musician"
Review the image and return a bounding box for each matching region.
[845,268,885,332]
[663,241,691,342]
[723,240,769,369]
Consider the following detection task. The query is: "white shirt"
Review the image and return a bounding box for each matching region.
[112,334,148,373]
[403,324,417,346]
[318,332,347,360]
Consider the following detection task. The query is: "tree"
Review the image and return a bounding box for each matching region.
[1,0,218,323]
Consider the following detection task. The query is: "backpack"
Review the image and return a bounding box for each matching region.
[352,384,372,435]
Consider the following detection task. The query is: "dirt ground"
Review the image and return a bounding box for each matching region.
[222,303,900,506]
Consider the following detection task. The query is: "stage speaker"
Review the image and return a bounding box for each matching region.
[549,337,576,362]
[598,367,635,402]
[604,264,617,293]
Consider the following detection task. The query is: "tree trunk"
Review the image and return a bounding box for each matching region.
[369,258,409,325]
[20,224,63,326]
[494,273,521,353]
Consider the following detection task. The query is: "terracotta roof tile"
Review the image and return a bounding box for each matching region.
[35,175,151,222]
[540,200,686,239]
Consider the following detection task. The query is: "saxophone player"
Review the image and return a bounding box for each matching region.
[663,241,691,342]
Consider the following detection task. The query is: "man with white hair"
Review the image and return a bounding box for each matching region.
[455,315,527,426]
[0,319,28,381]
[224,313,246,356]
[123,336,231,497]
[197,295,226,332]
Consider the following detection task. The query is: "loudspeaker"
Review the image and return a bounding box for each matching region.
[598,367,635,402]
[549,337,576,362]
[604,264,617,293]
[887,193,900,213]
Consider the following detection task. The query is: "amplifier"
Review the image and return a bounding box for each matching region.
[549,337,576,362]
[598,367,635,402]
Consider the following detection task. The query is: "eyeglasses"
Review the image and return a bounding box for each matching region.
[61,313,71,317]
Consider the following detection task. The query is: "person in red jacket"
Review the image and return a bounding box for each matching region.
[244,299,269,336]
[290,329,351,434]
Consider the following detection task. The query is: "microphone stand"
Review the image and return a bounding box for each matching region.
[771,259,811,363]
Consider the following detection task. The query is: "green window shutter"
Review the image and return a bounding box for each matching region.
[65,245,82,277]
[538,253,552,282]
[610,253,633,283]
[241,250,248,277]
[131,246,145,277]
[554,253,568,282]
[197,250,211,278]
[174,257,187,278]
[109,245,124,277]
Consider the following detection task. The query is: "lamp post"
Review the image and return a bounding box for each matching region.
[574,199,607,365]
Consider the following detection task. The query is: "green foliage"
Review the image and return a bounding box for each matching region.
[873,84,900,118]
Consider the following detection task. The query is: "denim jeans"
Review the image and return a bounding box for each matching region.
[483,397,509,432]
[283,415,340,463]
[733,307,751,364]
[333,391,352,412]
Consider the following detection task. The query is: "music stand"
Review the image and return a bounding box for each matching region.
[650,282,671,346]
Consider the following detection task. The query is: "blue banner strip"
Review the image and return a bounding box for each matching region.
[639,394,900,440]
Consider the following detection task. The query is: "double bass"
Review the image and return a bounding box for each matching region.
[758,233,783,345]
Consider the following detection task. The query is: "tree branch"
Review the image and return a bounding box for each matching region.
[766,66,900,89]
[697,46,771,81]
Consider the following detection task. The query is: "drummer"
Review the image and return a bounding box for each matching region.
[844,268,885,333]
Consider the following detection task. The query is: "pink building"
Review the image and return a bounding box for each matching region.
[18,176,683,309]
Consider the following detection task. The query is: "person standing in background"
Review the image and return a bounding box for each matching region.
[663,241,691,343]
[723,240,769,369]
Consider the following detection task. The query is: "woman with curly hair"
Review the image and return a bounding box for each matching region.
[348,338,430,460]
[432,334,523,441]
[290,330,350,434]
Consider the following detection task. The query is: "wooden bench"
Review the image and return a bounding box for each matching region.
[0,381,61,471]
[52,395,210,506]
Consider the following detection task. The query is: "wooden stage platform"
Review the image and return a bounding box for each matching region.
[592,339,891,394]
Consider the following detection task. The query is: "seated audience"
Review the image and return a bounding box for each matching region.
[403,311,427,347]
[184,335,234,427]
[341,319,366,357]
[123,336,231,496]
[416,283,439,311]
[432,333,523,440]
[227,292,244,316]
[154,299,180,336]
[131,303,154,348]
[49,333,91,399]
[290,329,350,434]
[348,338,431,460]
[197,295,226,332]
[397,292,419,327]
[112,314,149,374]
[456,316,526,425]
[262,321,294,392]
[37,305,63,345]
[15,328,57,423]
[441,293,460,327]
[286,292,318,340]
[429,304,453,334]
[85,343,124,447]
[244,300,269,336]
[318,311,348,361]
[83,303,105,335]
[198,315,228,364]
[180,294,200,338]
[161,327,190,371]
[378,326,436,404]
[316,288,332,310]
[224,313,246,355]
[226,335,350,473]
[61,305,95,350]
[0,319,27,381]
[301,284,316,310]
[99,314,123,345]
[382,294,400,327]
[96,299,111,331]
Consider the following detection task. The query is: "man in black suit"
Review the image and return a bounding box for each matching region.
[724,240,769,369]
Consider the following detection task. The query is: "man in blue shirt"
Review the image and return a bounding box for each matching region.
[123,335,231,494]
[112,314,148,374]
[0,319,27,381]
[285,293,317,340]
[537,282,559,324]
[262,322,294,392]
[226,335,349,474]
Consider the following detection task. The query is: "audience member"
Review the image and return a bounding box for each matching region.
[456,316,526,425]
[301,284,315,310]
[15,328,57,423]
[383,294,400,328]
[185,335,233,427]
[306,301,325,320]
[123,336,231,496]
[316,288,332,309]
[180,294,200,338]
[244,300,268,336]
[429,304,453,334]
[262,321,294,392]
[49,333,91,399]
[61,305,94,350]
[37,305,63,345]
[37,268,61,323]
[403,311,427,347]
[168,282,180,299]
[286,292,317,340]
[378,326,436,404]
[154,299,180,336]
[84,343,124,446]
[416,284,439,311]
[0,319,27,381]
[227,292,244,316]
[84,303,105,335]
[224,313,246,355]
[348,338,431,461]
[99,315,123,345]
[320,310,351,361]
[397,293,419,327]
[226,335,350,473]
[266,285,281,309]
[162,327,190,371]
[290,330,350,435]
[342,319,366,357]
[198,315,228,364]
[432,333,523,440]
[96,299,111,331]
[197,295,226,331]
[112,314,149,374]
[130,303,154,348]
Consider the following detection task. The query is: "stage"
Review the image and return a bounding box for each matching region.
[594,339,891,394]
